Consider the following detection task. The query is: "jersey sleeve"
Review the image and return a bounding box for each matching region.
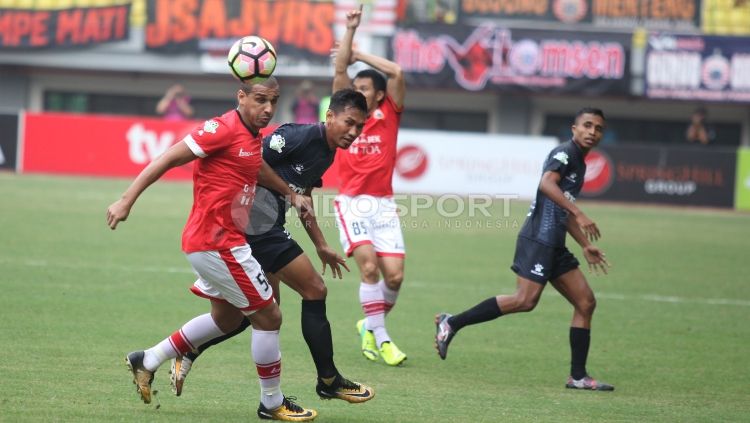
[542,146,571,176]
[262,123,304,166]
[383,94,403,114]
[183,118,231,157]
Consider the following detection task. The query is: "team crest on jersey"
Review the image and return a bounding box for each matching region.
[269,134,285,153]
[553,151,569,165]
[202,120,218,135]
[373,108,384,119]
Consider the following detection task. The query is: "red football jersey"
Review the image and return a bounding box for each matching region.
[336,95,402,197]
[181,110,262,253]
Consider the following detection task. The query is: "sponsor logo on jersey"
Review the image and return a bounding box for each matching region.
[553,151,569,165]
[566,172,577,182]
[349,135,382,155]
[288,182,305,194]
[239,148,254,157]
[531,263,545,277]
[269,134,285,153]
[293,163,304,174]
[202,120,218,135]
[563,191,576,202]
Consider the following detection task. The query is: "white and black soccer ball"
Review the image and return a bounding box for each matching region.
[227,36,277,83]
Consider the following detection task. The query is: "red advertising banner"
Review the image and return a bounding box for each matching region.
[20,112,341,187]
[22,112,197,179]
[0,4,131,49]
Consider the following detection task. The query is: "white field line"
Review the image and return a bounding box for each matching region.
[1,258,194,275]
[3,258,750,307]
[407,281,750,307]
[596,292,750,307]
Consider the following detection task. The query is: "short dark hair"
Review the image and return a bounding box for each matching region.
[329,88,367,115]
[239,76,279,93]
[574,107,605,123]
[354,69,387,93]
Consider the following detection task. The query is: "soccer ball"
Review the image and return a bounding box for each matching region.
[227,36,277,83]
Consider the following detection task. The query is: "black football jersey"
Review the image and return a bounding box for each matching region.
[251,123,335,229]
[518,140,587,247]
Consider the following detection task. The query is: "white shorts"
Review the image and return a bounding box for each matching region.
[186,244,274,314]
[334,194,405,258]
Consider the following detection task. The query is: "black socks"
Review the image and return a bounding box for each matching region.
[449,297,503,332]
[184,299,339,382]
[570,327,591,380]
[301,299,338,380]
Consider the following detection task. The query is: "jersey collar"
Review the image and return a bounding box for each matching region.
[234,109,260,137]
[318,122,335,151]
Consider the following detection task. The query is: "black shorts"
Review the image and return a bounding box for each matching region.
[510,237,579,285]
[246,226,304,274]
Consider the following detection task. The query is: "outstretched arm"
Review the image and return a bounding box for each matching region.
[332,5,362,93]
[351,49,406,108]
[567,214,610,275]
[299,188,349,279]
[107,141,196,229]
[539,171,600,242]
[257,161,313,218]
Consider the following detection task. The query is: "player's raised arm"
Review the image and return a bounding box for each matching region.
[106,141,197,230]
[332,5,362,93]
[350,50,405,109]
[538,170,600,241]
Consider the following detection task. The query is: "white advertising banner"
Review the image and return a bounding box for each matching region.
[392,129,558,199]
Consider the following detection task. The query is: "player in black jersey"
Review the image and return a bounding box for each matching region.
[435,108,614,391]
[171,89,377,405]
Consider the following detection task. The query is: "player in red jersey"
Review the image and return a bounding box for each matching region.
[332,6,408,366]
[106,77,317,421]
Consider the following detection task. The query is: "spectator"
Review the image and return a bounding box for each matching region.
[290,80,320,124]
[685,107,716,145]
[156,84,194,121]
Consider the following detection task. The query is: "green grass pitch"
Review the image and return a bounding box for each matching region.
[1,173,749,422]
